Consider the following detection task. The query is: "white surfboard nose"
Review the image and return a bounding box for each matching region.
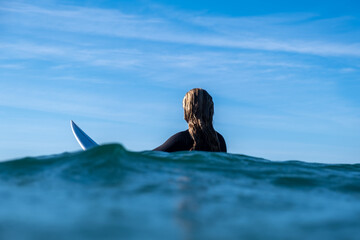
[70,120,98,150]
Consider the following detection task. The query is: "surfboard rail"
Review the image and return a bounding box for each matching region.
[70,120,98,150]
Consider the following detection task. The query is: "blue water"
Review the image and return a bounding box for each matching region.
[0,144,359,240]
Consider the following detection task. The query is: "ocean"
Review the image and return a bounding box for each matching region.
[0,144,359,240]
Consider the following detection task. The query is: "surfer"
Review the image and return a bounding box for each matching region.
[154,88,226,152]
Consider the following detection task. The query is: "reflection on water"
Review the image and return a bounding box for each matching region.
[176,175,199,240]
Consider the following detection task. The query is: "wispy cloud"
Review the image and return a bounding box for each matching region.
[0,84,173,125]
[339,67,357,73]
[0,64,23,69]
[1,2,360,57]
[0,43,141,69]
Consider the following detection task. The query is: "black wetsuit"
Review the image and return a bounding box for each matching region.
[153,130,227,153]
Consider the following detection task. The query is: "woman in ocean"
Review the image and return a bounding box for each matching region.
[154,88,227,152]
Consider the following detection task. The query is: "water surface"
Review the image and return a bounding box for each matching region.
[0,144,359,240]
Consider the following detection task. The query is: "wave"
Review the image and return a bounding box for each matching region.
[1,144,360,240]
[1,144,359,193]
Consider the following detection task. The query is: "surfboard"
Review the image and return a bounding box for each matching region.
[70,120,98,150]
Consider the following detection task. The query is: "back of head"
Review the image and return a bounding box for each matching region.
[183,88,221,151]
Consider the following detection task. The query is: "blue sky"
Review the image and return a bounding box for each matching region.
[0,0,359,163]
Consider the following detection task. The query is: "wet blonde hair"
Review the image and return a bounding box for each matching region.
[183,88,221,151]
